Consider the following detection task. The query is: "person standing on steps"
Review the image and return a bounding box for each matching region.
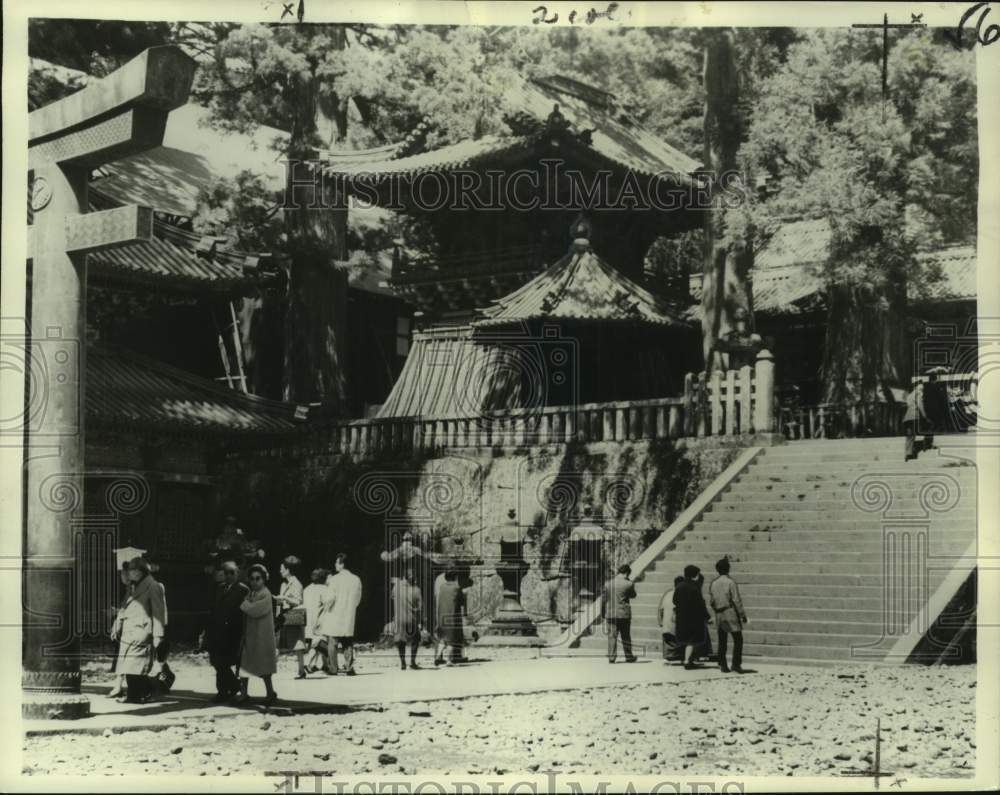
[658,575,685,663]
[709,557,748,674]
[602,564,638,663]
[392,569,424,670]
[674,564,710,670]
[319,553,363,676]
[236,563,278,706]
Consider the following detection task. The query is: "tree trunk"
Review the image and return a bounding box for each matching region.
[280,27,351,407]
[700,29,753,372]
[821,275,907,405]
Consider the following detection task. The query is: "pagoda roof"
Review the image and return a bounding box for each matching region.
[88,346,307,436]
[475,242,690,328]
[320,75,700,187]
[686,218,977,316]
[375,326,522,419]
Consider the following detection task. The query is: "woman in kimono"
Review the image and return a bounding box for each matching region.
[392,570,423,670]
[114,558,166,703]
[236,563,278,705]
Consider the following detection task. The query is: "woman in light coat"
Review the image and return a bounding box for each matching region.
[114,558,166,703]
[657,575,684,663]
[236,563,278,704]
[297,567,331,678]
[391,570,423,670]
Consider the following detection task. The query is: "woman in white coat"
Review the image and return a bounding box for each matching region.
[318,553,362,675]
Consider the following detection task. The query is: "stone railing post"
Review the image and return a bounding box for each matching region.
[754,349,775,433]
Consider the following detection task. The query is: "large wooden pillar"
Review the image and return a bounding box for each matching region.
[22,162,90,718]
[23,47,195,719]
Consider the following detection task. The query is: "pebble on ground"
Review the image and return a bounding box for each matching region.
[23,651,976,778]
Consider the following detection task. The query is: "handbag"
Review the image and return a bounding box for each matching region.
[283,607,306,627]
[152,661,176,694]
[314,638,329,656]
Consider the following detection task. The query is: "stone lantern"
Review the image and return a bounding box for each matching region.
[482,509,541,644]
[568,507,606,635]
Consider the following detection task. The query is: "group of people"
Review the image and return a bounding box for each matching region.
[204,552,471,704]
[206,553,362,705]
[602,557,748,673]
[389,567,467,670]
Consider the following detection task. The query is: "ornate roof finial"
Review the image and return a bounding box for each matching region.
[545,103,572,134]
[569,213,592,252]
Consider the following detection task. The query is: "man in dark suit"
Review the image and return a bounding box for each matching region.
[208,560,249,701]
[602,564,637,663]
[674,564,710,670]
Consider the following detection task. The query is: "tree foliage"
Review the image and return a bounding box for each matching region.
[739,29,977,399]
[29,21,978,404]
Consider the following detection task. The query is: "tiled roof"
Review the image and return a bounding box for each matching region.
[919,246,977,301]
[509,75,701,176]
[476,243,690,328]
[321,75,700,185]
[88,346,305,436]
[376,326,522,419]
[322,135,534,178]
[754,218,832,270]
[687,219,976,315]
[85,211,280,295]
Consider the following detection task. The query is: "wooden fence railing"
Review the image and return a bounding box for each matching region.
[307,350,778,458]
[779,373,979,440]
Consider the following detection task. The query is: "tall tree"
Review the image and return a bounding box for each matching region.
[743,29,976,402]
[700,29,753,371]
[188,22,377,406]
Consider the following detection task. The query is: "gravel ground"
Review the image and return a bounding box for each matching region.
[25,654,976,778]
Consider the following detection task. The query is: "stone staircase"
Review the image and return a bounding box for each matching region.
[572,438,978,665]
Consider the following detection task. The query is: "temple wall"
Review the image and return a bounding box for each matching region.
[216,438,746,642]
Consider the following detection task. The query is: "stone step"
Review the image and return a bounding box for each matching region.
[737,473,974,486]
[637,561,892,578]
[632,583,936,604]
[724,483,976,497]
[761,447,975,460]
[692,517,975,529]
[748,459,973,470]
[698,510,977,524]
[741,629,888,649]
[630,605,886,623]
[709,498,974,511]
[740,643,855,661]
[653,543,971,561]
[674,529,974,543]
[580,624,893,651]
